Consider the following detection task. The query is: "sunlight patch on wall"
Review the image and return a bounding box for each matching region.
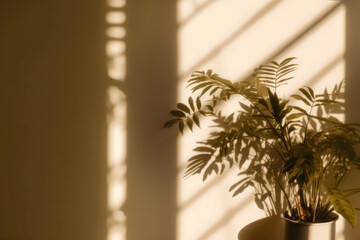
[176,1,346,239]
[107,27,126,39]
[107,40,126,80]
[108,0,125,8]
[106,0,127,240]
[107,87,127,240]
[106,11,126,24]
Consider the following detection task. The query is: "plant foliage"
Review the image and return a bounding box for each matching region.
[164,58,360,226]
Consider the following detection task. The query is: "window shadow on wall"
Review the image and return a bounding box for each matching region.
[118,1,358,240]
[179,0,282,79]
[343,1,360,239]
[124,1,178,240]
[0,1,108,239]
[232,2,343,83]
[177,2,345,239]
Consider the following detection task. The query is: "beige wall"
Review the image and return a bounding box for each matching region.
[125,1,178,240]
[0,1,107,239]
[1,1,360,240]
[343,1,360,239]
[176,1,359,240]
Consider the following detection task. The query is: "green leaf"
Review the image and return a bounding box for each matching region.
[279,57,296,67]
[344,188,360,197]
[287,113,305,120]
[191,70,205,77]
[305,86,315,99]
[255,194,265,210]
[232,180,253,197]
[171,110,186,118]
[206,105,214,112]
[196,96,202,110]
[316,99,341,104]
[208,87,218,96]
[292,106,308,114]
[291,94,311,106]
[257,67,277,72]
[239,101,251,112]
[257,70,277,76]
[325,184,356,227]
[191,82,212,92]
[230,177,251,192]
[268,90,280,115]
[277,67,297,79]
[212,75,234,87]
[219,163,226,174]
[258,98,268,108]
[277,77,294,84]
[257,83,269,97]
[186,117,193,131]
[193,146,214,153]
[203,162,219,181]
[188,97,195,111]
[269,61,279,66]
[184,153,212,178]
[177,103,190,114]
[278,63,297,72]
[179,121,184,134]
[200,85,212,97]
[163,119,180,128]
[193,114,200,127]
[187,76,206,84]
[299,87,314,102]
[259,79,277,84]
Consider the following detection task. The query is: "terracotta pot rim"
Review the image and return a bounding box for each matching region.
[281,212,339,226]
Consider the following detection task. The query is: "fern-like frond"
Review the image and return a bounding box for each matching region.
[188,70,248,98]
[254,57,297,93]
[163,96,210,134]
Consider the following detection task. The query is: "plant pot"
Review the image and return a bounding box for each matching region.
[282,212,339,240]
[238,216,283,240]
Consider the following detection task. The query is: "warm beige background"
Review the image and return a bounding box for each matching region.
[0,1,108,239]
[1,0,360,240]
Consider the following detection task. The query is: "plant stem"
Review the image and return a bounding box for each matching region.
[312,178,321,222]
[275,177,292,210]
[336,170,348,187]
[303,104,314,142]
[323,153,336,174]
[240,93,290,152]
[254,136,286,163]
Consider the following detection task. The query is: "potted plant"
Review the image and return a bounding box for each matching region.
[164,58,360,240]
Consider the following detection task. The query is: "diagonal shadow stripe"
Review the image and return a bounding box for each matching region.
[303,53,344,88]
[178,0,219,28]
[179,0,283,79]
[177,3,345,239]
[178,171,230,211]
[196,195,254,240]
[234,2,343,83]
[260,2,343,66]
